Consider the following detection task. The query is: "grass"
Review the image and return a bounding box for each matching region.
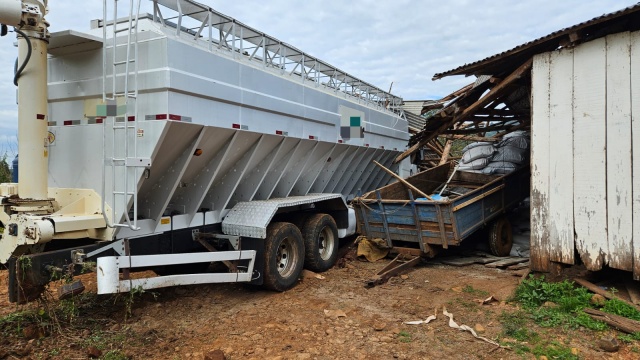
[462,285,489,297]
[0,284,162,360]
[512,275,607,330]
[397,330,412,343]
[498,275,640,357]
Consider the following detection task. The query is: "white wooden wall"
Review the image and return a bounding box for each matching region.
[531,31,640,279]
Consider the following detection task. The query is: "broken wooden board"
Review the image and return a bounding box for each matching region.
[506,261,530,271]
[440,256,502,267]
[584,308,640,334]
[485,257,529,268]
[626,281,640,305]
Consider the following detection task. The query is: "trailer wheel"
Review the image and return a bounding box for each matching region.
[301,213,339,272]
[263,222,305,291]
[488,217,513,257]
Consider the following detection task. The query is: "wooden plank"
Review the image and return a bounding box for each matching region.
[530,52,552,272]
[439,140,453,165]
[485,257,529,268]
[456,59,533,122]
[572,37,608,271]
[605,32,633,271]
[547,48,575,265]
[440,256,502,266]
[626,281,640,305]
[632,31,640,280]
[373,161,432,200]
[506,261,530,271]
[583,308,640,334]
[574,278,640,311]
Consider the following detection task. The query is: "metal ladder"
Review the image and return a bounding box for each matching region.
[101,0,143,230]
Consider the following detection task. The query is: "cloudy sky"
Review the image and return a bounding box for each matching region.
[0,0,634,158]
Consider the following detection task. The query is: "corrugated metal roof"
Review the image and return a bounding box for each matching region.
[404,111,426,132]
[402,101,426,116]
[433,3,640,80]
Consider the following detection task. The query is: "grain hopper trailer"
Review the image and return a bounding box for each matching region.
[0,0,411,302]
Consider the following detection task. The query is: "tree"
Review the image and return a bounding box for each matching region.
[0,154,11,183]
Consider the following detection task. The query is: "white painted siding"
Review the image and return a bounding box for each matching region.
[530,52,551,272]
[531,30,640,277]
[632,31,640,280]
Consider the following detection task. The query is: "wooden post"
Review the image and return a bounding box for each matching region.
[373,161,433,200]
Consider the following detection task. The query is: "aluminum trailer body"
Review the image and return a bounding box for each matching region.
[0,0,411,301]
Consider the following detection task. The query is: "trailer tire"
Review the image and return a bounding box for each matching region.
[263,222,305,291]
[301,213,339,272]
[488,217,513,257]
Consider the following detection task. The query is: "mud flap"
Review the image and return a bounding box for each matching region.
[241,237,265,286]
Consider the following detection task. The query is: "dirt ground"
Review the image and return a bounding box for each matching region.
[0,248,638,360]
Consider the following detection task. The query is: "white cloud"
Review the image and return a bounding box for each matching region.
[0,0,633,148]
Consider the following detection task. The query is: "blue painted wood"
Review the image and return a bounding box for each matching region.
[357,166,530,250]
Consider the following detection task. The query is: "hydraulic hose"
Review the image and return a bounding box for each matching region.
[13,28,32,86]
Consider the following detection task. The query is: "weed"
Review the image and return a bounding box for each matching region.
[513,276,607,330]
[531,341,578,360]
[619,332,640,343]
[397,330,412,343]
[454,297,477,309]
[499,340,531,355]
[102,350,129,360]
[81,261,97,274]
[499,311,538,342]
[602,299,640,321]
[462,285,489,297]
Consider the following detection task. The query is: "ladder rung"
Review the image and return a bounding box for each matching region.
[114,92,137,98]
[113,59,135,66]
[112,191,136,196]
[114,25,137,34]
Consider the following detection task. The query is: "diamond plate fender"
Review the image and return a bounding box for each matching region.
[222,194,347,238]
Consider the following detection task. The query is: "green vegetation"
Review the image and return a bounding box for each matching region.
[462,285,489,297]
[397,330,412,343]
[0,153,11,183]
[531,342,578,360]
[512,275,606,330]
[498,275,640,357]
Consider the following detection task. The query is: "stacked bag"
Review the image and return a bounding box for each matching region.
[457,131,529,175]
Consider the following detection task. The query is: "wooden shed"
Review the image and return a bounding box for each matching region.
[401,4,640,279]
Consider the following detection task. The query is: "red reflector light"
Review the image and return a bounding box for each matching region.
[169,114,181,120]
[365,144,369,147]
[232,123,241,129]
[276,130,283,135]
[338,140,343,143]
[128,116,135,122]
[155,114,167,120]
[380,146,384,149]
[96,118,104,124]
[309,135,316,140]
[64,120,73,126]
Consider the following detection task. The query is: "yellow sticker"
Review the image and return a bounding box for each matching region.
[160,218,171,225]
[47,131,56,145]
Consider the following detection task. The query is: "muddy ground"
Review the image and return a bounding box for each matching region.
[0,247,638,360]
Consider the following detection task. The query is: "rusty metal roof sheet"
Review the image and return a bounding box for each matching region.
[433,3,640,80]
